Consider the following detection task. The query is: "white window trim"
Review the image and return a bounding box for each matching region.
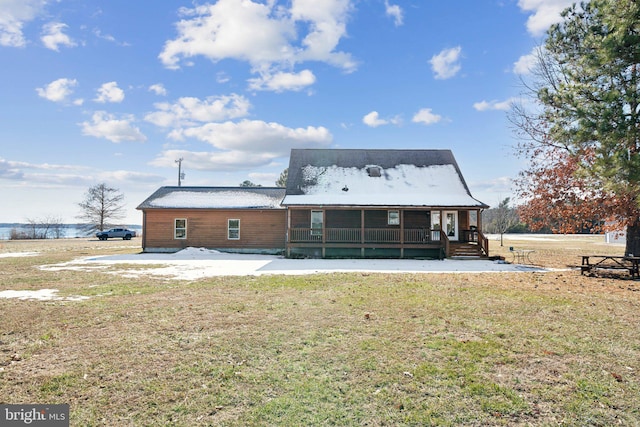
[228,219,240,240]
[174,218,187,239]
[388,210,400,225]
[311,210,323,236]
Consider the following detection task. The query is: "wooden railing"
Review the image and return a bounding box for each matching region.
[326,228,361,242]
[460,229,489,257]
[440,231,450,258]
[364,228,399,242]
[289,228,443,244]
[477,230,489,257]
[289,228,322,242]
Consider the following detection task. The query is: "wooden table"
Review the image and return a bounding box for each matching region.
[580,255,640,279]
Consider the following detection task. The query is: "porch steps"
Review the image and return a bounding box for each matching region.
[449,243,486,258]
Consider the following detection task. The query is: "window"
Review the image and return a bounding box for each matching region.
[311,210,323,236]
[174,218,187,239]
[431,212,441,229]
[228,219,240,240]
[388,210,400,225]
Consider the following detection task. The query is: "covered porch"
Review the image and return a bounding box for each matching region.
[286,207,488,259]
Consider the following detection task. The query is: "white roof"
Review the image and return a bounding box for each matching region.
[146,190,284,209]
[282,164,485,207]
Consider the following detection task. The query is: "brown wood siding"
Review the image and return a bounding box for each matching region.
[459,210,469,231]
[326,210,360,228]
[141,209,286,251]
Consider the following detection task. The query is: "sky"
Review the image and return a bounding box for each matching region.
[0,0,575,225]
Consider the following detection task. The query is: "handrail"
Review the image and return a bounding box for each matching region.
[440,231,450,258]
[477,230,489,257]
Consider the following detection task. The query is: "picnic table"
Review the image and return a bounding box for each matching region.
[580,255,640,279]
[509,247,535,264]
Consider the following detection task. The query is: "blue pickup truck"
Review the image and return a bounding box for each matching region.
[96,228,137,240]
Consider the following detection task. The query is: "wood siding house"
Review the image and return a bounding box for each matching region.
[282,149,490,258]
[137,187,286,253]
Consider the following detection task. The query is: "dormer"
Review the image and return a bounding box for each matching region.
[367,166,382,177]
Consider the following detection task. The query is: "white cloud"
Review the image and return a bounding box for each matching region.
[0,157,25,179]
[159,0,356,91]
[154,119,332,171]
[94,82,125,103]
[473,98,515,112]
[36,78,78,103]
[429,46,462,80]
[518,0,575,36]
[41,22,76,51]
[412,108,442,125]
[513,50,538,75]
[384,1,403,26]
[99,170,164,184]
[174,119,332,153]
[513,46,547,75]
[248,69,316,92]
[92,28,130,47]
[363,111,386,127]
[151,149,283,172]
[0,0,47,47]
[80,111,146,143]
[145,94,251,128]
[148,83,167,96]
[216,72,231,84]
[362,111,401,128]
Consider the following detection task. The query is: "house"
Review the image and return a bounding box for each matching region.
[281,149,489,258]
[137,148,489,258]
[137,186,286,253]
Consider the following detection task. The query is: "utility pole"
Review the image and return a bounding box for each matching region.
[175,157,184,186]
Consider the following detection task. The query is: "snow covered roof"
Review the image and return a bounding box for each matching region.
[137,187,286,210]
[282,149,488,208]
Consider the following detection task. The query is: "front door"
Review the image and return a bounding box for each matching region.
[444,211,458,241]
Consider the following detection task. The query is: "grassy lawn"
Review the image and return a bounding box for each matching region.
[1,237,639,426]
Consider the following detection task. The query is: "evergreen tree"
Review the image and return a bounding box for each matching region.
[511,0,640,255]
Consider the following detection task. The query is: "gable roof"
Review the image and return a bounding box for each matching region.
[282,149,488,208]
[137,186,286,210]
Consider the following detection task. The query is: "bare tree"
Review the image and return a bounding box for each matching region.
[20,215,66,239]
[77,183,125,234]
[494,198,519,247]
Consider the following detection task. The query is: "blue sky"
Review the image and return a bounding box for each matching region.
[0,0,574,224]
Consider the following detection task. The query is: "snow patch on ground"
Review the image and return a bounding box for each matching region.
[0,252,39,258]
[0,289,89,301]
[38,247,547,281]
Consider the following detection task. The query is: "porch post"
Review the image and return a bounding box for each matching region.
[286,208,291,258]
[361,209,365,258]
[400,209,404,258]
[322,209,326,258]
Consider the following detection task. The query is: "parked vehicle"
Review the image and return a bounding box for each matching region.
[96,228,136,240]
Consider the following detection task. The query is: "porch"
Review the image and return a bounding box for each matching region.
[285,208,489,259]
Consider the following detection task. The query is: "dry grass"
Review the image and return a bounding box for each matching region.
[1,236,639,426]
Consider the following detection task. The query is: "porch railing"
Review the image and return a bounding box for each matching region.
[289,228,442,244]
[477,230,489,257]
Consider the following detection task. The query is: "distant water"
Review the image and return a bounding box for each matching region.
[0,224,142,240]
